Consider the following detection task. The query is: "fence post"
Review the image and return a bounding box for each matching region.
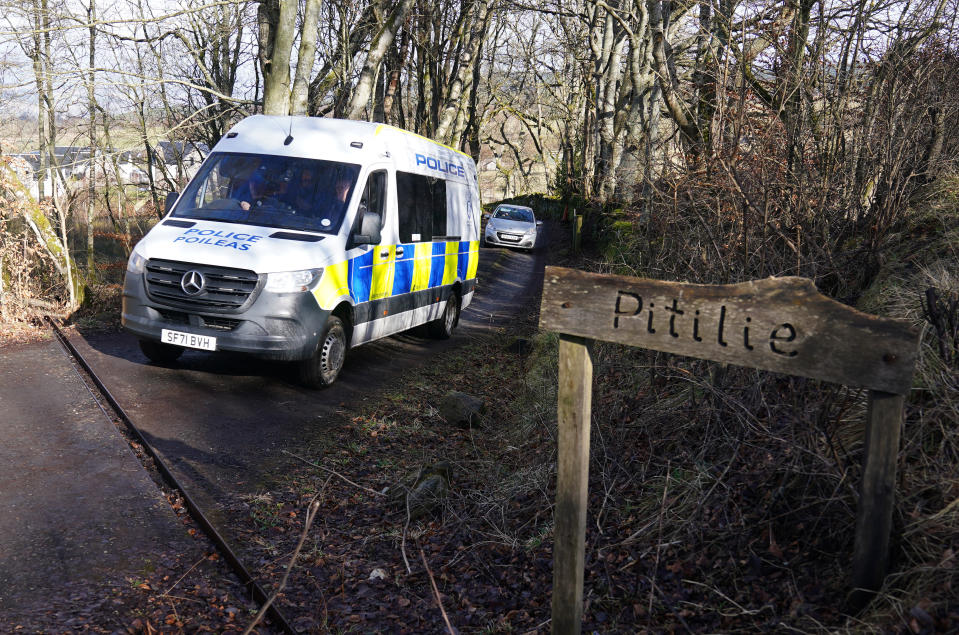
[851,390,904,603]
[552,334,593,635]
[572,212,583,255]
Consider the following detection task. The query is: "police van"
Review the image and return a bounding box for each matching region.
[122,115,481,387]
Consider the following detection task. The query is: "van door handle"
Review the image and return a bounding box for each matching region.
[380,249,392,258]
[395,247,404,257]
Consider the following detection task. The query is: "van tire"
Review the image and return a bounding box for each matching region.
[299,316,347,387]
[428,291,460,339]
[139,339,183,363]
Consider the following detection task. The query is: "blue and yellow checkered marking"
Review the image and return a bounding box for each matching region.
[313,240,478,312]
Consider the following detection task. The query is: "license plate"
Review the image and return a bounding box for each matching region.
[161,329,216,351]
[500,234,520,242]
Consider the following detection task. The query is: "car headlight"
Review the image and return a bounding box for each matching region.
[525,227,537,236]
[127,251,146,274]
[265,268,322,293]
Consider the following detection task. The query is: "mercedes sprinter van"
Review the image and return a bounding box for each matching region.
[122,115,481,386]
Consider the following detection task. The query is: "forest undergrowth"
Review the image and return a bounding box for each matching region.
[232,178,959,633]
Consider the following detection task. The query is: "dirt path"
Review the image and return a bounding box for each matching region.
[0,340,252,631]
[59,238,546,628]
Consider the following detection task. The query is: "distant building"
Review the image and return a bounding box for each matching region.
[7,140,208,197]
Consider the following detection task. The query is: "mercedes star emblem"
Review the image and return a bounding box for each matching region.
[181,270,206,295]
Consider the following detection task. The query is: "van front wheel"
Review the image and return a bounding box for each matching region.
[299,316,347,388]
[428,292,460,339]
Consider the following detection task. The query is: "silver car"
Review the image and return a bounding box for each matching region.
[483,204,541,250]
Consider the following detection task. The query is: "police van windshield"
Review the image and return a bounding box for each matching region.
[173,152,361,234]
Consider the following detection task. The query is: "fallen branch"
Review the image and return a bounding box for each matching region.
[419,546,455,635]
[283,450,386,497]
[648,460,670,621]
[401,491,412,574]
[243,498,321,635]
[160,553,208,597]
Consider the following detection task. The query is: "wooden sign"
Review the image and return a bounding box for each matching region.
[539,267,920,634]
[540,267,917,395]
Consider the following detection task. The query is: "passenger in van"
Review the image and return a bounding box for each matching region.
[307,173,352,229]
[333,176,351,205]
[289,168,318,213]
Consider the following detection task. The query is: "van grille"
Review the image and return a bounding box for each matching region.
[144,259,261,313]
[201,316,242,331]
[155,308,242,331]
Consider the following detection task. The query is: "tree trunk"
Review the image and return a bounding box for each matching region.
[260,0,297,116]
[86,0,97,276]
[290,0,323,115]
[2,163,83,305]
[346,0,416,120]
[648,0,704,158]
[435,0,492,143]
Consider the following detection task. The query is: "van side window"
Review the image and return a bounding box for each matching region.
[360,170,387,227]
[397,171,447,242]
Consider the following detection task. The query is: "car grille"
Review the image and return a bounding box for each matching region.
[144,259,261,313]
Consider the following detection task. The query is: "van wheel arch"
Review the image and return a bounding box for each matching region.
[298,302,353,388]
[331,302,354,344]
[428,285,461,339]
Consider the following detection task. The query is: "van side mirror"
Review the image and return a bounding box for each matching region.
[165,191,179,214]
[483,213,490,220]
[352,210,381,245]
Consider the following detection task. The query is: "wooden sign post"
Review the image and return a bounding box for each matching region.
[539,267,920,634]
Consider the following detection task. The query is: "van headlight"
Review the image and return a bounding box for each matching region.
[127,251,147,274]
[265,268,322,293]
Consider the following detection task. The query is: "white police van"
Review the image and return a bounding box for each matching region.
[122,115,481,386]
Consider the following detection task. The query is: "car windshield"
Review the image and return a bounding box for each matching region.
[172,152,361,234]
[493,206,534,223]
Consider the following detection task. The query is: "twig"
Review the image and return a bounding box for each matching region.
[401,492,413,574]
[683,578,770,616]
[160,553,208,597]
[906,496,959,533]
[283,450,385,497]
[419,546,456,635]
[243,498,321,635]
[156,593,207,606]
[595,476,618,534]
[692,435,741,523]
[521,619,551,634]
[648,461,670,621]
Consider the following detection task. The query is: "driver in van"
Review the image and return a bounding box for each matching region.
[239,173,264,210]
[240,172,284,211]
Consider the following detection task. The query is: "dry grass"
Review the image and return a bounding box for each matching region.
[567,176,959,629]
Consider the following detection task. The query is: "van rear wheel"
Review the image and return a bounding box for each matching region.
[428,292,460,339]
[139,339,183,363]
[299,316,347,388]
